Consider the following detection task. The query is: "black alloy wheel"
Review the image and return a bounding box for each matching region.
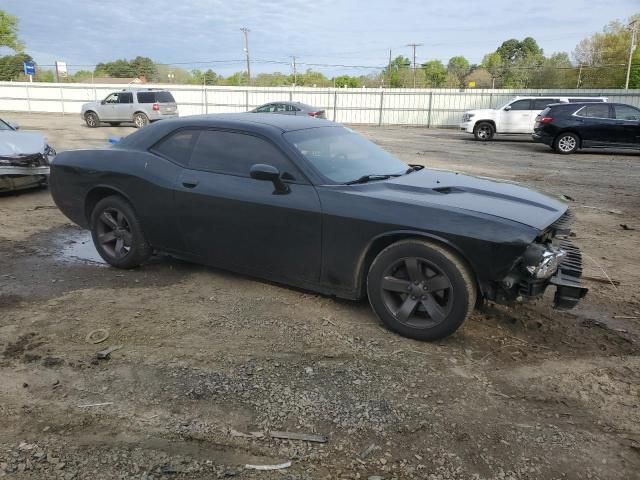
[90,195,152,268]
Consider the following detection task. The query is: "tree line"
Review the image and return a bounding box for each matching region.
[0,9,638,88]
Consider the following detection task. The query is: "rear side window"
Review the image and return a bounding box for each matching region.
[532,99,560,110]
[189,130,302,180]
[508,99,531,110]
[614,104,640,121]
[569,98,604,103]
[150,129,198,166]
[137,91,176,103]
[118,92,133,104]
[576,104,611,119]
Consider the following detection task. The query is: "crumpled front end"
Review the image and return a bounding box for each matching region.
[0,145,55,192]
[497,209,588,309]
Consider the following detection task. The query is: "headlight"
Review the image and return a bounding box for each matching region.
[524,244,566,279]
[462,113,475,122]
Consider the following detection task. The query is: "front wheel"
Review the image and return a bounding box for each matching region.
[85,112,99,128]
[473,122,495,141]
[133,112,149,128]
[553,133,579,154]
[367,240,476,341]
[90,195,152,269]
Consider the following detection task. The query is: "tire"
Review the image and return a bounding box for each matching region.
[367,239,477,341]
[108,122,121,126]
[85,112,99,128]
[473,122,495,141]
[133,112,149,128]
[553,132,579,154]
[90,195,152,269]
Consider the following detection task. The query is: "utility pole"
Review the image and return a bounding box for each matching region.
[576,64,583,88]
[291,56,297,86]
[625,20,638,90]
[406,43,422,88]
[387,49,392,88]
[240,27,251,86]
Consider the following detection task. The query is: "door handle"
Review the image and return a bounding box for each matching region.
[182,180,199,189]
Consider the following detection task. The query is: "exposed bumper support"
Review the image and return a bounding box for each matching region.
[549,239,588,309]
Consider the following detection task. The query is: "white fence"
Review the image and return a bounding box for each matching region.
[1,81,639,127]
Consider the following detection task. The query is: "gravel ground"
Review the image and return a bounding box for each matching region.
[0,112,639,479]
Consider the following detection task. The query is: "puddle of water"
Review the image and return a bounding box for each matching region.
[59,230,106,265]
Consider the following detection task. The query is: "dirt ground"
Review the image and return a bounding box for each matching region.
[1,112,639,480]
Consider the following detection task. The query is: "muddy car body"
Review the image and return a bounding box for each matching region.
[0,119,55,193]
[49,114,587,340]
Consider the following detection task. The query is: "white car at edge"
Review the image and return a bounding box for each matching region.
[460,96,608,141]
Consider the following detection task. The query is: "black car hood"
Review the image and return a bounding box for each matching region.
[344,169,567,231]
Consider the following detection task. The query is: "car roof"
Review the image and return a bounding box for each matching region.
[117,113,337,149]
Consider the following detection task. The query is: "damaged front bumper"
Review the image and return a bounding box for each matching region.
[0,148,54,192]
[500,209,588,310]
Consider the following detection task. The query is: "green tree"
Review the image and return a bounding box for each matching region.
[130,56,157,80]
[529,52,575,88]
[334,75,359,88]
[573,14,640,88]
[0,10,23,51]
[492,37,544,87]
[382,55,411,87]
[481,52,503,88]
[421,60,446,87]
[446,56,470,87]
[94,57,157,80]
[0,52,32,80]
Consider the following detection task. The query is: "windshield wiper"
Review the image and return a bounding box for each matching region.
[345,174,399,185]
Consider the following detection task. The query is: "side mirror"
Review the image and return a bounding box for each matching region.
[101,100,106,105]
[7,121,19,130]
[504,105,512,111]
[250,164,290,195]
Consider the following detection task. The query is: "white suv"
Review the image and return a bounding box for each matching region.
[460,96,608,141]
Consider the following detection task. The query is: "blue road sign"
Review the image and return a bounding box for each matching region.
[23,62,36,76]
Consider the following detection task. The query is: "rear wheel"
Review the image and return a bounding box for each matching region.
[133,112,149,128]
[85,112,99,128]
[90,195,151,269]
[367,239,476,341]
[554,133,579,154]
[473,122,495,141]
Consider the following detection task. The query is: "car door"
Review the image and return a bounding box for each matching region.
[112,92,134,121]
[100,93,119,120]
[174,128,322,283]
[612,104,640,146]
[500,99,532,133]
[573,103,615,145]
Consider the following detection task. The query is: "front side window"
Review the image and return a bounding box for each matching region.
[507,99,531,111]
[104,93,119,104]
[614,105,640,121]
[576,104,611,119]
[150,129,198,167]
[189,130,302,180]
[284,126,408,183]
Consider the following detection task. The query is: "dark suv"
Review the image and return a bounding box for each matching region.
[532,102,640,154]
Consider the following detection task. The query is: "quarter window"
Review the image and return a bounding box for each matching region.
[189,130,302,180]
[576,104,611,119]
[150,129,198,167]
[614,105,640,121]
[507,100,531,110]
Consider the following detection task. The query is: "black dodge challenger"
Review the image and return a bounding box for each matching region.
[50,114,587,340]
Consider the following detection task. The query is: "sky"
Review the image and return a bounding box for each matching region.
[2,0,639,77]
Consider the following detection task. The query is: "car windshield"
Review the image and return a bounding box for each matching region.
[284,127,408,183]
